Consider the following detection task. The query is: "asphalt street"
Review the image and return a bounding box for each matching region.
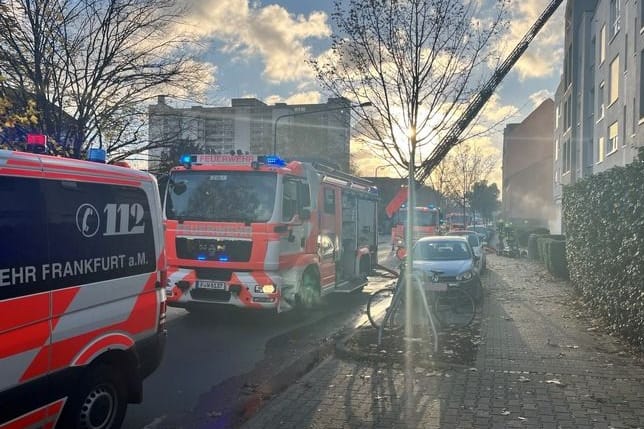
[122,238,394,429]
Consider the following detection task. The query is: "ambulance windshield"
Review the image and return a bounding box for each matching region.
[165,171,277,223]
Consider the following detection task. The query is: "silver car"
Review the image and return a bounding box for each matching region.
[446,230,487,272]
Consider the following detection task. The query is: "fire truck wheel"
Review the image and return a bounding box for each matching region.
[58,364,128,429]
[297,269,321,310]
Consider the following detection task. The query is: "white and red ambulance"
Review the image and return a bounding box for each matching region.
[163,154,379,312]
[0,149,166,429]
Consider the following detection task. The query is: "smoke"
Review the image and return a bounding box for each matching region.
[548,207,562,234]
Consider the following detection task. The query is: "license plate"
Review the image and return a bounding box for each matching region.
[197,280,226,290]
[426,283,448,292]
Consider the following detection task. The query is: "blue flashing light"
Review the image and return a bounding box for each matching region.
[180,154,195,166]
[264,155,287,167]
[428,204,435,209]
[218,255,229,262]
[197,254,207,261]
[88,148,106,163]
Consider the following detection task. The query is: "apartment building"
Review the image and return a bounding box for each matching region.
[148,96,352,171]
[554,0,644,226]
[502,99,555,227]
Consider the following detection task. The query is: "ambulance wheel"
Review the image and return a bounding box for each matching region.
[58,364,127,429]
[297,269,321,310]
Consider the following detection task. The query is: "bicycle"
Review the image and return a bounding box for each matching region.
[367,251,476,340]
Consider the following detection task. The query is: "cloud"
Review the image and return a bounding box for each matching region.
[529,89,554,108]
[499,0,565,81]
[265,91,322,105]
[177,0,330,83]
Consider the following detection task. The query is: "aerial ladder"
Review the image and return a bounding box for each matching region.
[414,0,564,185]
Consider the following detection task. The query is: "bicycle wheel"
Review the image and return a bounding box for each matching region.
[432,287,475,329]
[367,286,404,330]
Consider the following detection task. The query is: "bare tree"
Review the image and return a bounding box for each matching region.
[312,0,507,178]
[438,143,498,222]
[0,0,211,160]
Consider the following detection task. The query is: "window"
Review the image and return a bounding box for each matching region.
[324,188,336,214]
[555,139,559,160]
[634,97,638,133]
[623,105,627,145]
[625,33,628,71]
[0,177,46,299]
[641,1,644,29]
[564,99,570,130]
[641,51,644,118]
[609,56,620,105]
[562,139,571,173]
[598,81,605,119]
[600,25,606,63]
[555,105,560,129]
[608,121,619,153]
[610,0,620,37]
[282,178,298,221]
[565,45,573,86]
[598,136,605,162]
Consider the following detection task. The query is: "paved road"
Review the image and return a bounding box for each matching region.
[123,238,394,428]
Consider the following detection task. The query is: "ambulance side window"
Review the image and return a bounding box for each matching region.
[40,180,156,290]
[0,176,47,300]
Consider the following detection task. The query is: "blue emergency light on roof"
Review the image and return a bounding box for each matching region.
[264,155,286,167]
[180,154,197,168]
[428,204,435,209]
[88,148,106,163]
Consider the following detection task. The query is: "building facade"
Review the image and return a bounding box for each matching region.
[148,96,352,171]
[502,99,556,227]
[554,0,644,229]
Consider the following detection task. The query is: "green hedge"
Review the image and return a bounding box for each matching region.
[535,234,564,264]
[563,149,644,349]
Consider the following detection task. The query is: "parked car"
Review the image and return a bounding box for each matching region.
[447,230,486,272]
[412,236,483,302]
[467,225,491,243]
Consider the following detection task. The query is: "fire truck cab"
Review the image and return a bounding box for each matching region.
[164,154,379,313]
[390,205,440,248]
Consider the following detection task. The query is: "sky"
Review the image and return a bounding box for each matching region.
[171,0,565,182]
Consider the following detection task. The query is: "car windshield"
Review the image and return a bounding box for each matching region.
[413,240,472,261]
[165,171,277,223]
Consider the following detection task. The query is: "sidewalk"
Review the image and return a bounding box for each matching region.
[241,254,644,429]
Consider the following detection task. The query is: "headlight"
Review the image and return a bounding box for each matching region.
[255,284,276,294]
[457,271,473,281]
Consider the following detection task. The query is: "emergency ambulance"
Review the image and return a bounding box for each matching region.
[164,153,379,312]
[0,149,167,429]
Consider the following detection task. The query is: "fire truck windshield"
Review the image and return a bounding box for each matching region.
[398,209,438,227]
[165,171,277,223]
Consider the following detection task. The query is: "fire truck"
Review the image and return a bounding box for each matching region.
[163,154,379,313]
[390,205,441,249]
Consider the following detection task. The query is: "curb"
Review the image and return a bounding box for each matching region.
[334,326,473,371]
[233,320,352,427]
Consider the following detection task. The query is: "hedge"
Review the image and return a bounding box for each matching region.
[562,148,644,349]
[533,235,568,279]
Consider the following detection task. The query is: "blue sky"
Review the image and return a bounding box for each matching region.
[174,0,565,177]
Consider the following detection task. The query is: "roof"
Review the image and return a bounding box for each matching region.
[416,236,468,243]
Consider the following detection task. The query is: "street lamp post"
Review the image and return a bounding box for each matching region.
[374,165,388,177]
[272,101,372,155]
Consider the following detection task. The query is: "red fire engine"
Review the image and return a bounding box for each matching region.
[390,205,441,248]
[163,154,379,312]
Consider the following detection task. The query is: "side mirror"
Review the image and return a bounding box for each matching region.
[300,208,311,221]
[474,255,480,261]
[170,180,187,195]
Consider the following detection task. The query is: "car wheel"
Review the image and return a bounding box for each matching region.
[57,364,127,429]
